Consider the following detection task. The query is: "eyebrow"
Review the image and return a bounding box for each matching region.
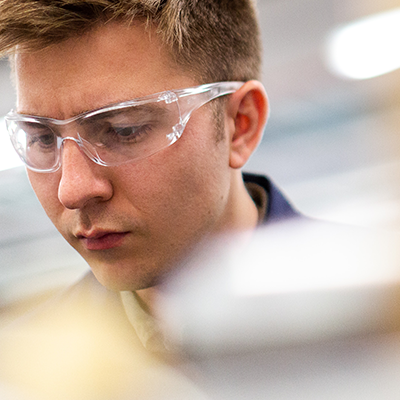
[15,100,171,127]
[81,103,169,123]
[15,97,149,120]
[19,120,53,130]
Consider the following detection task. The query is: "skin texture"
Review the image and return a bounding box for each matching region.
[15,22,268,295]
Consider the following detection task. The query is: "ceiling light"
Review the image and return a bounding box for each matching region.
[325,8,400,80]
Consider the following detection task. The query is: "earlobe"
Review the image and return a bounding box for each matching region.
[228,80,269,169]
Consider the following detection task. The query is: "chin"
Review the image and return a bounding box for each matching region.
[89,262,161,292]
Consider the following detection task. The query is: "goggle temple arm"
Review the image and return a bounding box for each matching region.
[177,82,244,127]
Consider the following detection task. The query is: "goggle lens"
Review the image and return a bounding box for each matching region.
[5,81,244,173]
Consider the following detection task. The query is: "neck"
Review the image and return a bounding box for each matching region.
[135,286,159,316]
[218,169,260,233]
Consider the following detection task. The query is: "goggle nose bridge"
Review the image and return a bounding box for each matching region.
[58,133,106,166]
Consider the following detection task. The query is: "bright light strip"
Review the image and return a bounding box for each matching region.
[0,117,24,172]
[325,8,400,80]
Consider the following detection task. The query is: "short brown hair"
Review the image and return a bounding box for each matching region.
[0,0,262,83]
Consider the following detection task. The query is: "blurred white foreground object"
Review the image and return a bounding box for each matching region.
[157,219,400,399]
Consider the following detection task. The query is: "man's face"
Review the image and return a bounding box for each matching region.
[15,22,235,291]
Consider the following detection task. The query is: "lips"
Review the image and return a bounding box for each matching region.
[77,231,129,251]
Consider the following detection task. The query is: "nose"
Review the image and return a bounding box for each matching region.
[58,140,113,210]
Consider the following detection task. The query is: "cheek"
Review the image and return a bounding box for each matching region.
[116,124,230,229]
[27,171,63,222]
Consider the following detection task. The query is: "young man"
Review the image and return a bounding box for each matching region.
[0,1,297,398]
[1,0,296,301]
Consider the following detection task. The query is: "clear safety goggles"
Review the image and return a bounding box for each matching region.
[5,81,244,173]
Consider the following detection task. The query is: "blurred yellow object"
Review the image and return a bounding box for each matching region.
[0,276,210,400]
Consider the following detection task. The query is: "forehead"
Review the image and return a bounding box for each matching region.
[14,22,195,119]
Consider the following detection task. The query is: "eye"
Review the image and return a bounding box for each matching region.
[26,129,56,150]
[106,124,151,143]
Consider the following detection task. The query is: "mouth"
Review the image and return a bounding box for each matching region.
[77,231,129,251]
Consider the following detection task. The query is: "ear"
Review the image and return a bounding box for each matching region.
[226,80,269,169]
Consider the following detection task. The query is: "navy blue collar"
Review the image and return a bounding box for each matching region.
[243,172,299,224]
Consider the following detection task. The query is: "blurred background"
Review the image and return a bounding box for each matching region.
[1,0,400,318]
